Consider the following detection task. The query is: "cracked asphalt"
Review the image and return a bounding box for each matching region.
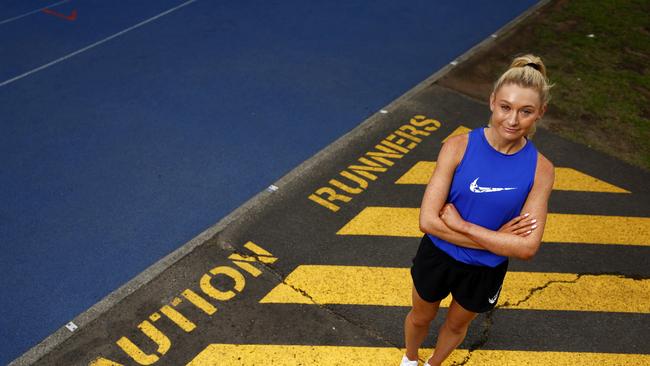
[26,84,650,365]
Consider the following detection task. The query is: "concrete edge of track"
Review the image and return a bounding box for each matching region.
[11,1,553,365]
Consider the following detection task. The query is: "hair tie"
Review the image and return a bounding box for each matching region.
[524,63,541,71]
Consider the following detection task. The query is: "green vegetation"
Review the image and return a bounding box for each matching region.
[534,0,649,169]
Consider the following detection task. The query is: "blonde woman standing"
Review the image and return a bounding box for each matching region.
[401,54,555,366]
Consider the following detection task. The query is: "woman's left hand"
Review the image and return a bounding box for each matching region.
[439,203,467,233]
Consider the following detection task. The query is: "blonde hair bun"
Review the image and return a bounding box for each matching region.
[510,54,547,78]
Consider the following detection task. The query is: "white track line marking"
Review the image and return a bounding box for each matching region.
[0,0,71,25]
[0,0,199,88]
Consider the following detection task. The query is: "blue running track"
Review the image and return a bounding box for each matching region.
[0,0,538,363]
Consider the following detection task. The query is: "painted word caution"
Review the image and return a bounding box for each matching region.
[89,241,277,366]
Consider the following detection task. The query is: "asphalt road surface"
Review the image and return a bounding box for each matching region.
[31,83,650,365]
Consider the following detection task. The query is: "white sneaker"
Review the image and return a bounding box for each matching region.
[400,354,418,366]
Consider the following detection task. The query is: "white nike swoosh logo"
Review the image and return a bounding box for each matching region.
[488,285,502,304]
[470,178,517,193]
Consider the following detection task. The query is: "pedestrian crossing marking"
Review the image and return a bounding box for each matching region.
[260,265,650,313]
[442,125,472,142]
[543,213,649,245]
[552,167,630,192]
[204,126,647,366]
[185,344,650,365]
[89,358,124,366]
[186,344,463,365]
[394,161,436,184]
[336,207,650,246]
[395,161,630,193]
[464,349,649,366]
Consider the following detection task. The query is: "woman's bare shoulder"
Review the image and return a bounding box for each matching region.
[535,152,555,186]
[436,133,469,169]
[440,132,469,157]
[536,152,554,171]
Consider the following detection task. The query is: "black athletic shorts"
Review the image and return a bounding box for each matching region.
[411,234,508,313]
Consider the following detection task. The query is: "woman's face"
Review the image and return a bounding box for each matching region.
[489,83,546,141]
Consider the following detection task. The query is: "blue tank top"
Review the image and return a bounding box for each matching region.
[428,127,538,267]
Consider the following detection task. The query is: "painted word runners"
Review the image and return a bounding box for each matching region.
[308,115,442,212]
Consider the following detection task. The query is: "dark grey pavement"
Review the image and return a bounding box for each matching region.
[25,83,650,365]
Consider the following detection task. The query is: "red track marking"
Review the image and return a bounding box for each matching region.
[42,8,77,21]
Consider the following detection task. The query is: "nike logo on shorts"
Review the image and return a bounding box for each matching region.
[488,285,502,304]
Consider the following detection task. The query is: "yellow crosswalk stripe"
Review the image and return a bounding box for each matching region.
[394,161,436,184]
[552,167,630,192]
[260,265,650,313]
[186,344,650,365]
[395,161,630,193]
[442,125,472,142]
[336,207,650,246]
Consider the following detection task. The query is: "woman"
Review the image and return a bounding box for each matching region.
[400,54,555,366]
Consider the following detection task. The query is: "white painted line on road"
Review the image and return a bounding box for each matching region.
[0,0,199,88]
[0,0,71,25]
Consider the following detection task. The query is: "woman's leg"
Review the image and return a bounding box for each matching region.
[426,298,477,366]
[404,286,441,361]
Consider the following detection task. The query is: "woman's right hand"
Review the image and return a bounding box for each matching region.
[499,213,538,237]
